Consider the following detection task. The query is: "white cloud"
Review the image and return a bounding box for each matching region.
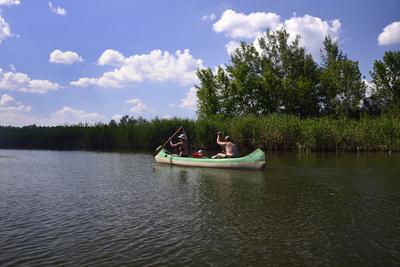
[0,68,60,94]
[48,2,66,16]
[283,15,341,57]
[71,49,203,88]
[126,98,146,113]
[213,9,281,39]
[202,13,216,21]
[70,77,97,87]
[111,114,123,122]
[0,112,37,126]
[378,21,400,45]
[0,15,12,43]
[225,40,241,55]
[98,49,125,66]
[162,114,172,119]
[0,94,36,126]
[0,95,109,126]
[46,106,105,125]
[179,87,197,109]
[0,0,19,6]
[0,93,13,105]
[50,49,83,64]
[0,94,31,112]
[214,10,341,59]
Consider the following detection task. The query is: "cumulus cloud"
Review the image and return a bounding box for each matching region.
[225,40,241,55]
[48,2,66,16]
[0,93,12,105]
[179,87,197,109]
[0,15,12,43]
[46,106,105,125]
[0,94,31,112]
[111,114,123,122]
[378,21,400,45]
[71,49,203,88]
[0,112,37,126]
[0,68,60,93]
[126,98,146,113]
[50,49,83,64]
[283,15,341,57]
[0,94,36,126]
[0,0,20,6]
[202,13,216,21]
[213,9,281,39]
[214,10,341,58]
[97,49,125,66]
[0,95,109,126]
[162,114,172,119]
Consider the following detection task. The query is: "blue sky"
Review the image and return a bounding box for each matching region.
[0,0,399,126]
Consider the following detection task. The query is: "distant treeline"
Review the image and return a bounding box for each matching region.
[1,115,399,152]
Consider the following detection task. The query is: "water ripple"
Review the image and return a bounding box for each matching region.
[0,150,399,266]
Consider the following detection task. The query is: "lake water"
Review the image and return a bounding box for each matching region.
[0,149,399,266]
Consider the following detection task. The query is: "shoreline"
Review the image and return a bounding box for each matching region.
[1,115,399,152]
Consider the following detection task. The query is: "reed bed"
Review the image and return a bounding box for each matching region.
[0,115,399,152]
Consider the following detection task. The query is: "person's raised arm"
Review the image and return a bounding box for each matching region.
[170,140,182,147]
[216,132,225,146]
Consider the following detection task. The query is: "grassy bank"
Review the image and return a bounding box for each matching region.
[0,115,399,152]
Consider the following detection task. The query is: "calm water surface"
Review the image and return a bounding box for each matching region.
[0,149,399,266]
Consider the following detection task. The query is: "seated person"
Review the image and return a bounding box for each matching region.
[170,133,190,157]
[213,132,239,158]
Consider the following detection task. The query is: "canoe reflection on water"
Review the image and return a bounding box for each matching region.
[153,164,267,201]
[152,164,270,233]
[153,163,266,181]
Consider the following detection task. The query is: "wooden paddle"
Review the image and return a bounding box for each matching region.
[155,126,183,155]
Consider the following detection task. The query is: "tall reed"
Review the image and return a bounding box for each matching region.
[0,115,399,152]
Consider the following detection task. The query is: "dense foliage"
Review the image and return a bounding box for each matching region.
[368,50,400,115]
[196,29,398,118]
[1,115,399,152]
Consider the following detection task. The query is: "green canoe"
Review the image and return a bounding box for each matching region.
[154,148,266,170]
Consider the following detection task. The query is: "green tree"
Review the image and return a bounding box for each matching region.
[319,36,366,117]
[196,68,220,118]
[215,66,237,116]
[196,31,364,118]
[370,50,400,114]
[227,42,265,115]
[257,29,320,116]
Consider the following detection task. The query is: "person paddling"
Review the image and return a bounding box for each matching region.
[170,133,190,157]
[212,132,239,158]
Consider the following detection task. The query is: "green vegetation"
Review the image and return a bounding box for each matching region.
[196,29,398,118]
[368,50,400,115]
[0,30,399,152]
[1,115,399,152]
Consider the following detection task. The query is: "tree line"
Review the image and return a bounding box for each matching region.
[196,29,400,118]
